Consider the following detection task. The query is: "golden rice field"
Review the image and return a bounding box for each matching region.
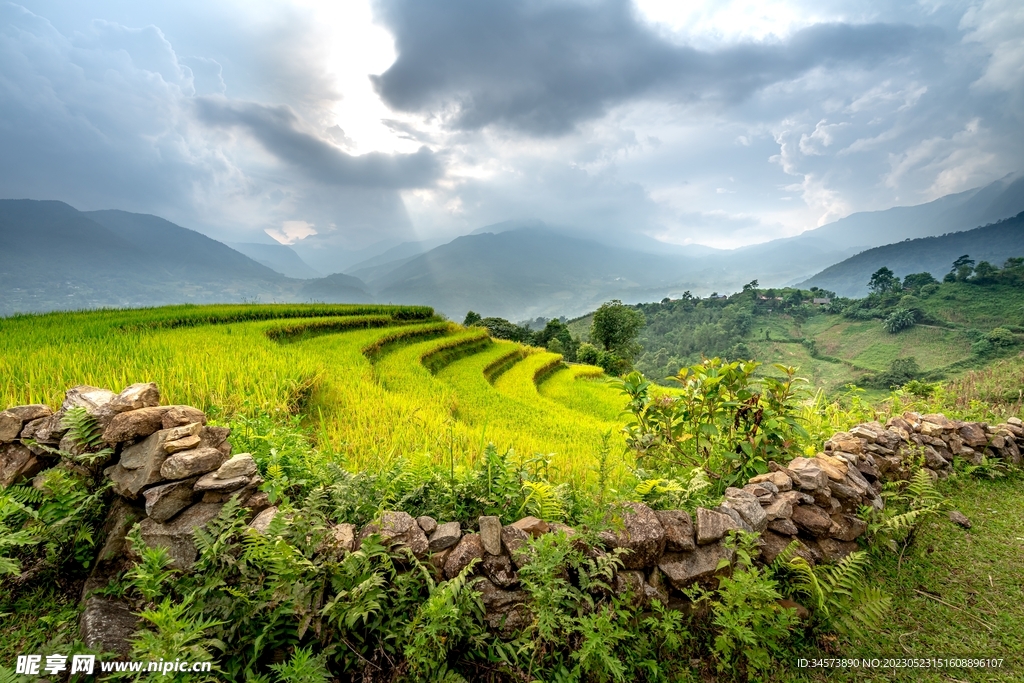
[0,304,629,486]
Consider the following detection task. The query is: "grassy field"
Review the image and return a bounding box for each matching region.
[0,304,627,486]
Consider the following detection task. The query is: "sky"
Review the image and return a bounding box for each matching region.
[1,0,1022,269]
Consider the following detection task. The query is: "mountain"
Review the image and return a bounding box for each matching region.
[0,200,375,315]
[343,237,448,283]
[799,211,1024,296]
[227,242,322,279]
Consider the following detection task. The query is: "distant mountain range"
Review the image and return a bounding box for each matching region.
[799,211,1024,296]
[2,173,1022,319]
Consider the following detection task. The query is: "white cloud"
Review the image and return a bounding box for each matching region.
[265,220,318,244]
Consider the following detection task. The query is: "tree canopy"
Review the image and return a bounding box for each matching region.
[590,300,646,359]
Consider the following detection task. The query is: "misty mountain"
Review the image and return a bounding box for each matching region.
[298,273,373,303]
[0,200,371,315]
[228,242,322,279]
[799,211,1024,296]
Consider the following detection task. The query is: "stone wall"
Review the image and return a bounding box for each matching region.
[3,385,1023,653]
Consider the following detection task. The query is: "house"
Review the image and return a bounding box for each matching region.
[812,297,832,305]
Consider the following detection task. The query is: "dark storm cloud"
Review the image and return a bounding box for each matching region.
[195,98,442,188]
[371,0,936,135]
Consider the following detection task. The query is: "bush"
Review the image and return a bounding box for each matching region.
[920,283,940,297]
[883,308,916,334]
[986,327,1016,347]
[578,342,600,366]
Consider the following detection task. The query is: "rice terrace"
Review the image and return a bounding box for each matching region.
[4,0,1024,681]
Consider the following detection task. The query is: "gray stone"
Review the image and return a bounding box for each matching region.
[80,597,138,656]
[143,477,200,523]
[473,578,531,636]
[101,383,160,417]
[330,523,357,552]
[829,513,867,542]
[658,543,735,588]
[380,511,429,557]
[479,515,503,555]
[138,502,223,569]
[249,506,278,534]
[949,510,972,529]
[197,425,232,456]
[501,525,531,568]
[768,518,799,536]
[429,521,462,551]
[791,505,833,538]
[655,509,695,552]
[0,404,52,442]
[763,497,793,521]
[716,504,752,533]
[416,515,438,535]
[62,385,117,417]
[786,457,829,492]
[959,423,988,448]
[161,406,207,430]
[214,453,257,480]
[444,533,484,579]
[0,442,47,487]
[193,472,249,493]
[482,552,518,588]
[510,516,549,537]
[200,475,262,505]
[105,437,169,499]
[749,470,792,491]
[27,413,67,445]
[924,446,950,470]
[817,538,859,562]
[102,406,170,444]
[602,502,666,569]
[696,507,739,544]
[244,491,271,513]
[120,430,171,470]
[160,447,226,480]
[723,488,768,532]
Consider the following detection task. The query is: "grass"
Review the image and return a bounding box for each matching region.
[797,471,1024,682]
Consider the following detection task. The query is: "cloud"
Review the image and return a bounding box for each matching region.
[266,220,317,245]
[371,0,932,135]
[194,98,442,188]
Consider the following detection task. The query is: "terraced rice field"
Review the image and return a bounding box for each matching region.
[0,304,627,485]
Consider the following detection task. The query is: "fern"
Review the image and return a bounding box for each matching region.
[783,551,891,638]
[520,481,564,521]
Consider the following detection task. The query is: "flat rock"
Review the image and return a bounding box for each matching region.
[786,457,829,492]
[814,453,849,480]
[444,533,484,579]
[749,471,792,491]
[479,515,503,555]
[62,385,117,417]
[164,434,202,454]
[249,506,278,534]
[138,502,223,569]
[0,404,53,442]
[429,521,462,551]
[829,513,867,542]
[102,406,170,444]
[658,543,735,588]
[161,406,207,430]
[949,510,971,529]
[602,502,665,569]
[0,442,46,487]
[763,497,793,521]
[80,597,138,656]
[723,489,768,532]
[696,507,739,545]
[416,515,438,535]
[380,510,429,557]
[96,383,161,425]
[143,477,200,523]
[655,509,695,552]
[510,516,549,537]
[768,518,799,536]
[214,453,257,480]
[193,472,249,493]
[161,447,227,480]
[791,505,833,538]
[959,423,988,448]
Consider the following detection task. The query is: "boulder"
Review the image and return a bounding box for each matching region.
[138,502,223,569]
[102,407,170,444]
[249,507,279,534]
[791,505,833,538]
[244,491,271,514]
[723,488,768,532]
[444,533,484,579]
[0,404,52,442]
[429,521,462,551]
[105,450,167,499]
[143,477,200,523]
[658,543,735,588]
[416,515,438,535]
[923,446,949,470]
[164,435,202,454]
[510,516,549,537]
[601,502,666,569]
[380,511,429,557]
[192,453,257,493]
[214,453,257,479]
[959,423,988,448]
[749,470,792,491]
[482,552,518,588]
[160,447,225,480]
[786,457,829,492]
[759,530,798,564]
[0,442,47,487]
[500,525,531,568]
[479,515,503,555]
[825,432,864,454]
[80,597,138,657]
[162,406,207,430]
[99,383,160,419]
[654,509,695,552]
[62,385,117,417]
[197,425,232,457]
[768,518,799,536]
[696,507,739,545]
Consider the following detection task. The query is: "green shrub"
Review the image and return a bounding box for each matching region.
[986,327,1016,347]
[883,307,916,334]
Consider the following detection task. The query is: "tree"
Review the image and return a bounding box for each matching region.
[902,272,937,291]
[951,254,975,281]
[971,261,998,284]
[883,308,916,334]
[463,311,482,326]
[590,300,646,359]
[868,267,900,294]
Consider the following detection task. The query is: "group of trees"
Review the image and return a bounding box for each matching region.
[464,300,646,375]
